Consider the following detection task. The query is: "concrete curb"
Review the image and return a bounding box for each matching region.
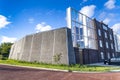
[0,63,68,72]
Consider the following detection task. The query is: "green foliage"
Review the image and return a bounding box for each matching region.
[0,59,120,72]
[0,42,13,59]
[53,53,62,63]
[0,55,2,60]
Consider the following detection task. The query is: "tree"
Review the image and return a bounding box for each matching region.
[0,42,13,59]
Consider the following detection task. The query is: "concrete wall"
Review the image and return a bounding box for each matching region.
[9,27,76,65]
[21,35,33,61]
[53,29,68,64]
[30,33,42,62]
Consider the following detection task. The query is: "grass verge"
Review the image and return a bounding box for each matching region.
[0,59,120,72]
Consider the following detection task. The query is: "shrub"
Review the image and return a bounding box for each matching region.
[53,53,62,63]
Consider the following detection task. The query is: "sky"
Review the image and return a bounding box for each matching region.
[0,0,120,43]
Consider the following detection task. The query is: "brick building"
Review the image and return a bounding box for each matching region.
[67,7,120,64]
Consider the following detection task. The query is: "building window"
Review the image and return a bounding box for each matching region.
[105,32,107,38]
[80,28,83,35]
[72,25,75,33]
[111,43,113,49]
[76,27,79,34]
[100,52,104,59]
[110,34,112,40]
[72,34,75,42]
[99,40,103,47]
[80,41,84,48]
[103,25,108,30]
[107,53,110,59]
[106,42,109,48]
[98,29,101,36]
[112,53,115,58]
[77,41,84,48]
[76,35,79,40]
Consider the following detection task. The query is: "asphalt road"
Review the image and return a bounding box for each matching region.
[0,64,120,80]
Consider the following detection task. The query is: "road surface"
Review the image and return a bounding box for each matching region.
[0,64,120,80]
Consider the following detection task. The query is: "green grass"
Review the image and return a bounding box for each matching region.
[0,59,120,72]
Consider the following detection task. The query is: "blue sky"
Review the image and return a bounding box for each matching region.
[0,0,120,43]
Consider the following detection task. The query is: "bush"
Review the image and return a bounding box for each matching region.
[53,53,62,63]
[0,42,13,60]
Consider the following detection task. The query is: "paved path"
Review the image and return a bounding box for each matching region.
[0,64,120,80]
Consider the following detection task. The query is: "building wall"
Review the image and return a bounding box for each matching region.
[66,7,118,64]
[74,19,117,65]
[82,49,98,64]
[74,47,98,64]
[9,28,76,65]
[94,19,115,61]
[114,33,120,53]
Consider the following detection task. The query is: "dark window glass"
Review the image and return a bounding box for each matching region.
[80,28,83,35]
[76,27,79,34]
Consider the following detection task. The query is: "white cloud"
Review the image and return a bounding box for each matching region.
[80,5,96,17]
[0,15,11,29]
[103,18,111,24]
[28,18,34,23]
[111,23,120,33]
[83,0,87,2]
[1,36,17,43]
[98,12,107,19]
[35,22,52,32]
[104,0,116,9]
[80,0,88,5]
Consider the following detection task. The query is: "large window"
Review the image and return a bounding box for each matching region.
[76,27,79,34]
[100,52,104,59]
[106,42,109,48]
[77,41,84,48]
[112,53,115,58]
[103,25,108,30]
[76,35,79,40]
[67,7,97,49]
[110,34,112,40]
[107,53,110,59]
[99,40,103,47]
[98,29,101,36]
[114,34,120,52]
[111,43,113,49]
[88,28,96,39]
[105,32,107,38]
[80,27,83,35]
[88,38,97,49]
